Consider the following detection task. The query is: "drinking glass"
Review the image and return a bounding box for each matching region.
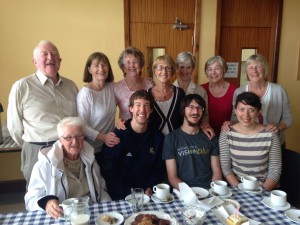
[131,188,144,213]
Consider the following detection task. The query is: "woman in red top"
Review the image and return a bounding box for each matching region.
[201,56,236,136]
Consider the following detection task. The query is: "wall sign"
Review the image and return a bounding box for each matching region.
[224,62,239,78]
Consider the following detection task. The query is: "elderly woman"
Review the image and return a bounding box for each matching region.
[201,56,236,136]
[77,52,119,165]
[148,54,185,135]
[173,51,209,127]
[230,54,292,151]
[114,47,153,121]
[219,92,281,191]
[25,117,111,218]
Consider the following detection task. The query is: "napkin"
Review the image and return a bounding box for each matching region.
[178,182,198,205]
[197,196,224,211]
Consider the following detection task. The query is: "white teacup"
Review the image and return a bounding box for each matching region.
[60,198,76,221]
[210,180,228,195]
[153,183,170,200]
[271,190,287,207]
[241,175,257,190]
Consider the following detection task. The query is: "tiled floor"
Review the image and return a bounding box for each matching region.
[0,191,26,213]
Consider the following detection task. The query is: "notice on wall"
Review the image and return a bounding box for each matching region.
[224,62,239,78]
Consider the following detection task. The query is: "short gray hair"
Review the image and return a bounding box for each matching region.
[33,40,60,60]
[245,54,269,81]
[57,117,86,137]
[175,51,195,69]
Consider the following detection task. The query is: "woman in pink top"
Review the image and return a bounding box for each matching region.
[114,47,153,121]
[201,56,236,136]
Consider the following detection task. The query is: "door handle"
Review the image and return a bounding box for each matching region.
[173,17,188,30]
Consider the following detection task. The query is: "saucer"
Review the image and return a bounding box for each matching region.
[95,212,124,225]
[209,188,232,198]
[151,193,174,203]
[125,194,150,205]
[261,197,291,211]
[238,183,263,194]
[285,209,300,224]
[222,198,241,209]
[191,187,209,199]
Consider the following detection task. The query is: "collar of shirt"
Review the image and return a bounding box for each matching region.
[36,70,62,86]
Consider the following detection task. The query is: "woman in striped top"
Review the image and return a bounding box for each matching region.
[219,92,281,191]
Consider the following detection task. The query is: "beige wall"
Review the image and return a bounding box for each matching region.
[0,0,299,181]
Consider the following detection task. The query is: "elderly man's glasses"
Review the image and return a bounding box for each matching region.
[62,134,85,142]
[156,66,172,72]
[186,105,204,112]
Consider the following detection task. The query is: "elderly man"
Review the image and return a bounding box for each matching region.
[7,40,78,184]
[25,117,111,219]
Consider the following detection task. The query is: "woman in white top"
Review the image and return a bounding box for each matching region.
[77,52,120,164]
[173,51,209,127]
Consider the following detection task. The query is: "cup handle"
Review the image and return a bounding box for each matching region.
[153,186,157,192]
[240,177,244,182]
[210,182,214,188]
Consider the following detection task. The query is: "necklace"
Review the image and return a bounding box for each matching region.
[125,77,144,91]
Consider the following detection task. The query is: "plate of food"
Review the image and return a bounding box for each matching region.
[95,212,124,225]
[222,198,241,209]
[124,210,179,225]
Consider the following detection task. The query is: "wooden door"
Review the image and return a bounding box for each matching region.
[216,0,283,87]
[124,0,200,83]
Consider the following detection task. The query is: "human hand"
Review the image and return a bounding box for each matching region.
[200,121,210,129]
[145,188,153,196]
[221,121,233,132]
[104,132,120,147]
[203,127,215,140]
[45,199,63,219]
[146,77,155,87]
[264,123,279,133]
[116,118,126,130]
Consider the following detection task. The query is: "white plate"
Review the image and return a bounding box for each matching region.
[95,212,124,225]
[191,187,209,199]
[209,188,232,198]
[261,197,291,211]
[124,210,179,225]
[125,194,150,205]
[151,193,174,203]
[285,209,300,224]
[238,183,263,194]
[222,198,241,209]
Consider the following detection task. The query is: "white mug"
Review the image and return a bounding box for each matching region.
[210,180,228,195]
[271,190,287,207]
[241,175,257,190]
[59,198,76,221]
[153,183,170,200]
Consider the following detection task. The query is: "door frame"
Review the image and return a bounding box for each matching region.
[215,0,283,83]
[123,0,201,83]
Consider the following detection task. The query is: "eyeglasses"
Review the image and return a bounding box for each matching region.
[155,66,172,72]
[61,134,85,142]
[124,61,138,66]
[186,105,204,111]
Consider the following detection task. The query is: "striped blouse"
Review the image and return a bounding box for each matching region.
[219,128,281,184]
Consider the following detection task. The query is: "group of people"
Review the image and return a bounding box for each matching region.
[7,40,292,218]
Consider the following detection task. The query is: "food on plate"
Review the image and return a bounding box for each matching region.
[226,214,248,225]
[182,206,206,225]
[103,214,118,224]
[131,214,170,225]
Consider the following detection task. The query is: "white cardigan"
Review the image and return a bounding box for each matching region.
[25,141,111,211]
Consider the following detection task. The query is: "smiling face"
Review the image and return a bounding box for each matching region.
[235,102,259,127]
[123,54,141,77]
[59,124,84,160]
[246,61,265,82]
[177,62,194,82]
[129,98,153,126]
[154,61,173,84]
[33,41,61,78]
[205,61,224,84]
[88,59,109,83]
[183,99,203,127]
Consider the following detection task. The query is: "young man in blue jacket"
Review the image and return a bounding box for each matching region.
[99,90,164,200]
